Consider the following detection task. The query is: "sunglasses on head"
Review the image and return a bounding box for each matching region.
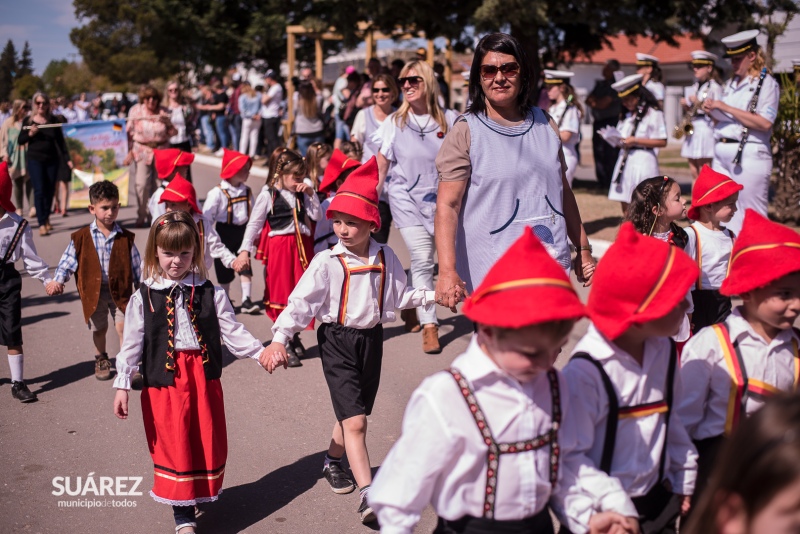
[372,87,391,94]
[398,76,423,87]
[480,62,521,80]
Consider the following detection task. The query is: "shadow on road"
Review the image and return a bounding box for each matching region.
[583,216,621,236]
[21,310,72,326]
[383,314,472,350]
[21,292,80,308]
[25,359,96,395]
[199,451,326,532]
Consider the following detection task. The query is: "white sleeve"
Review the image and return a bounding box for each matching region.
[271,257,328,346]
[650,109,667,139]
[202,187,224,224]
[214,286,264,360]
[113,291,145,390]
[387,248,436,310]
[756,75,779,124]
[20,224,52,284]
[562,360,606,459]
[562,107,581,134]
[203,218,237,267]
[351,109,367,142]
[304,191,322,222]
[239,189,272,253]
[373,114,397,161]
[684,227,697,261]
[676,332,717,439]
[666,369,699,495]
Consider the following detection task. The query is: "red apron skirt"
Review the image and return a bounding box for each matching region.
[141,349,227,506]
[257,230,314,324]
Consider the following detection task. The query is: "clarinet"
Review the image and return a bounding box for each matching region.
[733,67,768,166]
[613,103,649,184]
[557,95,574,128]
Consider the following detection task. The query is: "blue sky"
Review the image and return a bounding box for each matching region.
[1,0,81,74]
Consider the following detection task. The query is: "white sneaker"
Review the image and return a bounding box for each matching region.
[214,149,225,157]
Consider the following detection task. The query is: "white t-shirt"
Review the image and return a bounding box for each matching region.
[684,222,735,290]
[261,83,284,119]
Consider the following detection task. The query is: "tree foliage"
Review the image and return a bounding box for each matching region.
[18,42,33,78]
[0,40,18,101]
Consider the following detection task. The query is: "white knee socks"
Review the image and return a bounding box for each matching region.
[8,354,23,382]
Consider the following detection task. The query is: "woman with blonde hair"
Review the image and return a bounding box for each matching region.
[0,100,34,216]
[238,81,261,157]
[293,80,325,156]
[374,60,457,353]
[164,80,195,181]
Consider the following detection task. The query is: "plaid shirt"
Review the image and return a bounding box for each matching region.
[55,221,142,284]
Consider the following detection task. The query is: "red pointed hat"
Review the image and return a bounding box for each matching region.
[720,209,800,296]
[153,148,194,180]
[687,165,743,220]
[327,156,380,229]
[587,222,699,340]
[320,149,361,193]
[220,148,252,180]
[463,227,585,328]
[158,174,201,213]
[0,162,15,214]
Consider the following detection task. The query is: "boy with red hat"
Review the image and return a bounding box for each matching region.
[260,157,438,525]
[158,174,238,274]
[369,228,639,534]
[677,209,800,505]
[148,148,194,221]
[0,162,54,402]
[563,222,699,533]
[314,148,361,253]
[685,165,743,332]
[202,149,257,312]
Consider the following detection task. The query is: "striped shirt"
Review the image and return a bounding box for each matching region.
[54,221,142,284]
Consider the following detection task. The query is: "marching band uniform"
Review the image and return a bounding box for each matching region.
[370,228,637,534]
[545,70,582,187]
[637,54,665,103]
[711,29,780,234]
[608,75,667,204]
[314,149,360,254]
[680,52,722,161]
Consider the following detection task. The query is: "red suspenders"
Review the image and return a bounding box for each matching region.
[336,249,386,325]
[218,186,252,225]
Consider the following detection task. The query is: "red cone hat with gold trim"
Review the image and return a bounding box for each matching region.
[158,174,201,213]
[720,209,800,296]
[220,148,251,179]
[327,156,380,229]
[687,165,743,220]
[320,149,361,193]
[588,222,698,339]
[0,162,16,214]
[153,148,194,180]
[463,227,585,328]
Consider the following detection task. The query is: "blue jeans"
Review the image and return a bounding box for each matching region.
[228,114,242,153]
[200,115,216,149]
[26,157,58,226]
[215,115,230,150]
[296,132,325,156]
[334,115,350,141]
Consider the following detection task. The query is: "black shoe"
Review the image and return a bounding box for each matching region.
[240,298,260,314]
[323,463,356,494]
[286,344,302,368]
[11,381,37,403]
[131,371,143,390]
[290,334,306,359]
[357,493,376,524]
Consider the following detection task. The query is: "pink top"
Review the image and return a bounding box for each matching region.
[127,103,173,164]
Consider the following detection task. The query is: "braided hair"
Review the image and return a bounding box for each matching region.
[267,147,307,187]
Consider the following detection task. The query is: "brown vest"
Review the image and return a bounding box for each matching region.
[72,225,136,323]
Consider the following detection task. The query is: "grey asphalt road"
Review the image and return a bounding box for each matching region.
[0,160,591,533]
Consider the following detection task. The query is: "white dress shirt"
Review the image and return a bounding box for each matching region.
[148,185,166,221]
[0,212,52,284]
[563,324,698,497]
[239,186,321,254]
[645,80,666,102]
[271,239,435,346]
[677,307,799,441]
[313,195,337,254]
[113,276,264,390]
[713,73,779,146]
[369,335,637,534]
[192,212,237,270]
[203,181,252,226]
[683,222,735,290]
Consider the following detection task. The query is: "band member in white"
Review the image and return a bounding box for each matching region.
[637,53,665,108]
[545,70,583,187]
[679,51,722,180]
[703,29,779,234]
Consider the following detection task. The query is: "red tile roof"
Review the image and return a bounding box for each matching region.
[572,34,706,65]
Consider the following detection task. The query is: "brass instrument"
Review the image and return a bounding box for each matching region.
[673,85,709,139]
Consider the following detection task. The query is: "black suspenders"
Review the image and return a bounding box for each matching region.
[1,220,28,264]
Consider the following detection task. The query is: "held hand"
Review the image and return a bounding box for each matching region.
[622,136,636,148]
[588,512,640,534]
[435,270,468,312]
[113,389,129,419]
[680,494,691,516]
[67,161,74,170]
[29,124,39,136]
[702,98,721,113]
[259,342,287,373]
[235,251,251,271]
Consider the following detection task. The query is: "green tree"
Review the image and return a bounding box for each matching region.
[18,42,33,77]
[11,74,44,101]
[0,40,18,101]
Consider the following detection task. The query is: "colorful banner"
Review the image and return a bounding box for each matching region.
[63,120,129,209]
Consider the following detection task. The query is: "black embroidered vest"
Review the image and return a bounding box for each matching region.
[140,280,223,387]
[267,188,306,231]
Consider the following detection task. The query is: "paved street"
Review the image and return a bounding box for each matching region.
[0,160,592,533]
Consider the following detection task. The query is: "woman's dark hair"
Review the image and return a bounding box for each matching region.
[650,64,663,83]
[467,33,535,117]
[624,176,678,235]
[619,86,661,121]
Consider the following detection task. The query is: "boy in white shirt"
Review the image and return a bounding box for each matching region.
[148,148,194,221]
[684,165,742,333]
[260,157,437,525]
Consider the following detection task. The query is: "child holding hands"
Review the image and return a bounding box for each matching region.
[113,211,285,534]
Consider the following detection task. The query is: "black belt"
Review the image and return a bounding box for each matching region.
[434,508,553,534]
[716,138,740,144]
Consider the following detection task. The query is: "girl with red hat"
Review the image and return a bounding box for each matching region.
[677,209,800,508]
[148,147,195,221]
[563,222,700,533]
[202,149,257,313]
[313,148,361,254]
[261,157,438,525]
[684,165,743,333]
[369,228,639,533]
[235,148,321,366]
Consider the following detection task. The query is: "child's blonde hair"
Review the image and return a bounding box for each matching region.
[144,211,208,280]
[306,142,333,190]
[267,147,307,188]
[339,140,363,161]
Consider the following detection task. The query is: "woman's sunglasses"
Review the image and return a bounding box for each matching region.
[398,76,423,87]
[372,87,391,94]
[480,62,521,80]
[34,101,48,107]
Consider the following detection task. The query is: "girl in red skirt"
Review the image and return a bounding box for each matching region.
[234,148,321,367]
[113,210,285,534]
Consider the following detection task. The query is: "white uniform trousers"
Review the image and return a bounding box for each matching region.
[712,141,772,234]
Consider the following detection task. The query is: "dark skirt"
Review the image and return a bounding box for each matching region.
[0,263,23,347]
[691,289,732,334]
[214,222,251,285]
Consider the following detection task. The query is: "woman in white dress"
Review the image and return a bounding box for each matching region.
[607,74,668,212]
[637,53,665,108]
[545,69,583,187]
[680,51,722,180]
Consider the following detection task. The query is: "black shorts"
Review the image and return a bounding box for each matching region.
[318,322,383,421]
[215,222,252,285]
[691,289,732,334]
[0,263,23,347]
